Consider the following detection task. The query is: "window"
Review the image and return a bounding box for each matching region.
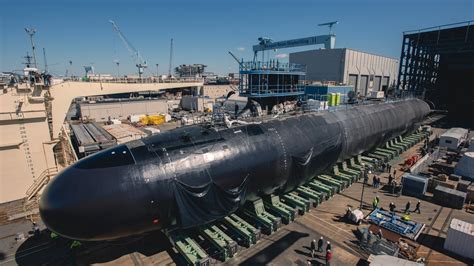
[445,140,452,144]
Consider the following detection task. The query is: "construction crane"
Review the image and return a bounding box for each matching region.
[318,21,339,35]
[109,20,147,78]
[228,51,242,66]
[252,33,335,61]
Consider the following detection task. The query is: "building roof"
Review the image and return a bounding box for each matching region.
[440,127,468,139]
[449,218,474,236]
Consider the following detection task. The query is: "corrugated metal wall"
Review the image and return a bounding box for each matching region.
[290,49,399,96]
[344,49,399,95]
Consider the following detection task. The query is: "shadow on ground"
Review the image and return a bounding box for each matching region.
[14,230,172,266]
[239,230,309,266]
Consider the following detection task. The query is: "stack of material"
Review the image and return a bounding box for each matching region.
[102,124,147,144]
[444,218,474,259]
[140,115,166,125]
[457,180,472,192]
[397,238,420,262]
[434,185,466,209]
[141,127,161,135]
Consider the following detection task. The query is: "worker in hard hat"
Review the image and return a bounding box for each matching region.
[310,239,316,258]
[318,236,324,252]
[414,200,421,214]
[405,201,411,214]
[389,202,396,213]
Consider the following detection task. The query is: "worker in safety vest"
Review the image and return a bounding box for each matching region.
[372,196,379,210]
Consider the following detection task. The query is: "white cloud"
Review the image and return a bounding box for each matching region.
[236,47,245,51]
[275,53,288,59]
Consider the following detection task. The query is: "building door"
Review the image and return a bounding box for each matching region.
[374,76,382,91]
[381,76,389,92]
[360,75,369,96]
[349,74,358,93]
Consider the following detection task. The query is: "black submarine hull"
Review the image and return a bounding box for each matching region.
[40,99,430,240]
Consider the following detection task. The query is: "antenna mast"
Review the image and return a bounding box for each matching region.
[24,27,38,68]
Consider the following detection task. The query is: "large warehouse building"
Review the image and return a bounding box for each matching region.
[290,48,399,96]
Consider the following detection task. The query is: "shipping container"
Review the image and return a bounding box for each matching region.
[433,185,467,209]
[443,218,474,259]
[457,180,471,192]
[401,173,428,198]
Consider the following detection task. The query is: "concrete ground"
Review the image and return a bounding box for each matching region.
[1,129,473,266]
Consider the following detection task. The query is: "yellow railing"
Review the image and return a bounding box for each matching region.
[25,167,58,201]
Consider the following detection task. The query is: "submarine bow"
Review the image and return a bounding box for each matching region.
[40,98,430,240]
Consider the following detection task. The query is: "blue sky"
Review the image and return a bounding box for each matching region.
[1,0,473,76]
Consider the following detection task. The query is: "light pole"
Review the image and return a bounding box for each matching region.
[115,60,120,78]
[360,164,371,210]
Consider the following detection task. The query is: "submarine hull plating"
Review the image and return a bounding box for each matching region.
[40,99,430,240]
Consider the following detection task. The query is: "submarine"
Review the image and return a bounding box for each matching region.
[39,98,430,241]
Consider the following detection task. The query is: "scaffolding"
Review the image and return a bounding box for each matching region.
[397,21,474,97]
[239,60,306,98]
[397,21,474,126]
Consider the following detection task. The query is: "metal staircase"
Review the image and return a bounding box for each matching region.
[25,167,58,201]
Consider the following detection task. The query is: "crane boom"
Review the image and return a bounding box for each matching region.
[228,51,242,66]
[109,20,147,77]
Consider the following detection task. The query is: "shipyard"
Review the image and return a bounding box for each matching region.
[1,1,474,265]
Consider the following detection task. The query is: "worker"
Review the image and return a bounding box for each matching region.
[389,202,396,213]
[393,169,397,177]
[32,222,40,237]
[234,103,239,117]
[372,175,377,188]
[372,196,379,210]
[414,200,421,214]
[388,174,393,187]
[387,163,392,174]
[310,239,317,258]
[325,249,332,266]
[405,201,411,214]
[318,236,324,252]
[377,229,383,239]
[391,180,397,194]
[366,231,372,246]
[326,241,332,252]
